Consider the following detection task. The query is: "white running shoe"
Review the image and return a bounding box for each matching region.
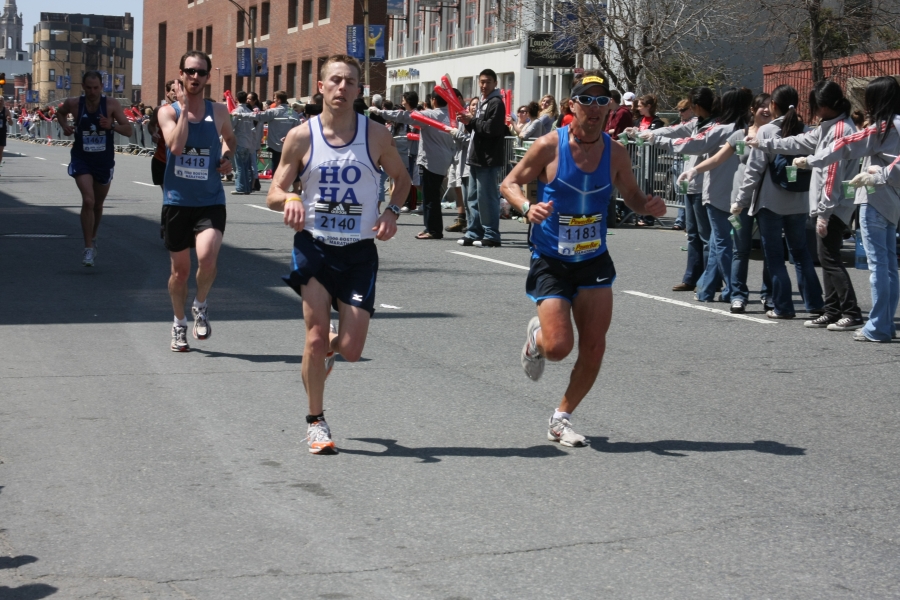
[171,325,190,352]
[826,317,864,331]
[548,416,588,447]
[192,304,211,340]
[325,321,337,378]
[82,248,95,267]
[521,316,545,381]
[306,419,337,454]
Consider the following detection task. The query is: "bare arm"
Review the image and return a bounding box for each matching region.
[500,134,558,224]
[102,98,134,137]
[56,98,74,135]
[266,124,310,230]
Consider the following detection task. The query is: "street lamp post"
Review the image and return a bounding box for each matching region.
[226,0,256,95]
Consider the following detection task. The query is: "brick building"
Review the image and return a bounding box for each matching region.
[142,0,386,107]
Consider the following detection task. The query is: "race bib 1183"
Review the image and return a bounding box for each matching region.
[558,213,603,256]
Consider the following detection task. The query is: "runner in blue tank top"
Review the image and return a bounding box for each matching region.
[56,71,133,267]
[157,51,237,353]
[266,55,411,455]
[501,72,667,447]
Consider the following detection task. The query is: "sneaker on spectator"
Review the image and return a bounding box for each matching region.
[473,239,501,248]
[766,309,795,319]
[445,218,467,233]
[547,417,588,447]
[400,206,410,214]
[827,317,865,331]
[852,330,881,342]
[805,314,837,328]
[730,299,746,313]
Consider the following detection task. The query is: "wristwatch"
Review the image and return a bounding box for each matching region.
[385,204,402,217]
[521,201,530,215]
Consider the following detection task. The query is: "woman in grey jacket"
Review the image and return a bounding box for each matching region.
[653,88,752,303]
[734,85,825,319]
[802,76,900,342]
[634,87,717,292]
[747,81,862,330]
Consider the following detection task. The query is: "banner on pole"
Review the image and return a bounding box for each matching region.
[254,48,268,76]
[347,25,385,62]
[237,48,252,77]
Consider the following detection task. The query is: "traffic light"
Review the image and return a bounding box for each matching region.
[0,73,6,86]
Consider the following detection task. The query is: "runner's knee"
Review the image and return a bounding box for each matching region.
[542,333,574,362]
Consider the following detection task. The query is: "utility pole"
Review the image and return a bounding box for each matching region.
[363,0,370,101]
[226,0,256,94]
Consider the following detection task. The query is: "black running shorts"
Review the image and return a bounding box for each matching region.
[160,204,227,252]
[283,231,379,316]
[526,251,617,304]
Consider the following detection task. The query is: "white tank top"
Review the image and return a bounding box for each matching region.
[299,114,380,246]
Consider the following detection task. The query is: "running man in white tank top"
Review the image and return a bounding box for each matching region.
[267,55,412,454]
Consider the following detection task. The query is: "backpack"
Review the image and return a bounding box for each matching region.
[768,152,812,192]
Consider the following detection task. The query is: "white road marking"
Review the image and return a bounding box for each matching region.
[449,250,529,271]
[245,203,280,213]
[60,163,68,166]
[133,181,156,187]
[34,157,46,160]
[622,291,776,324]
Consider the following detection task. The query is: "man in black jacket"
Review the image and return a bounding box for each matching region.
[457,69,508,247]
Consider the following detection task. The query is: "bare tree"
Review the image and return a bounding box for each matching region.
[752,0,900,82]
[515,0,747,96]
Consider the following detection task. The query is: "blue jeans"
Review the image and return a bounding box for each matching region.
[859,204,899,341]
[233,146,255,194]
[730,208,772,303]
[464,165,503,242]
[756,209,824,316]
[682,193,709,286]
[696,204,732,302]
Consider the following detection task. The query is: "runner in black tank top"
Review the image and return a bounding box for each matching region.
[56,71,133,267]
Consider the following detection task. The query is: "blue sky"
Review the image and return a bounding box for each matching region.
[19,0,143,84]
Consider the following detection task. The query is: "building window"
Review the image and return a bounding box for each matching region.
[413,12,423,55]
[459,76,473,100]
[500,73,514,101]
[317,56,326,87]
[287,62,297,97]
[187,30,194,51]
[273,64,282,91]
[464,0,477,46]
[301,60,312,97]
[484,0,498,43]
[394,18,406,58]
[288,0,298,28]
[157,22,167,102]
[224,74,232,93]
[303,0,313,24]
[319,0,330,20]
[49,68,55,81]
[445,7,457,51]
[205,26,213,53]
[196,28,203,51]
[49,48,56,59]
[261,2,270,35]
[236,11,244,41]
[428,14,439,53]
[502,2,519,40]
[390,85,403,104]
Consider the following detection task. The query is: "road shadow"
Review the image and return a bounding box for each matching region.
[0,556,38,569]
[0,190,461,326]
[589,437,806,457]
[190,349,371,364]
[0,584,58,599]
[342,438,568,463]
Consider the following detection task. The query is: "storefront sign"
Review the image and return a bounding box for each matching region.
[526,32,576,69]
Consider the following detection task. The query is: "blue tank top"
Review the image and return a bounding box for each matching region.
[71,96,115,166]
[163,100,226,207]
[531,127,612,262]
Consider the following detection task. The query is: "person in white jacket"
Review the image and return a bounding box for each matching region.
[800,76,900,342]
[747,80,863,330]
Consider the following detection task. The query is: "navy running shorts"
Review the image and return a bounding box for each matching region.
[68,159,114,185]
[160,204,227,252]
[526,251,617,304]
[283,231,379,316]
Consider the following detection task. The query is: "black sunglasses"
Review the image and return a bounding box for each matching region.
[573,95,611,106]
[183,68,209,77]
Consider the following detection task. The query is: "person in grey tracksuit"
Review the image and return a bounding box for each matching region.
[735,85,825,320]
[803,76,900,341]
[750,81,862,329]
[645,94,717,291]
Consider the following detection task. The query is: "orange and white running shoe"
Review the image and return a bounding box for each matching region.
[306,419,337,455]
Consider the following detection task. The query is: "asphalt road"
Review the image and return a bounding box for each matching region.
[1,138,899,599]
